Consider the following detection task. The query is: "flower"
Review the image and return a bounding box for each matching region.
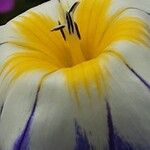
[0,0,15,13]
[0,0,150,149]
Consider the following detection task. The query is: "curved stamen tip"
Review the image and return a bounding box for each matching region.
[69,1,80,14]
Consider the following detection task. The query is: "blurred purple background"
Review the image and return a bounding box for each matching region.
[0,0,15,13]
[0,0,49,25]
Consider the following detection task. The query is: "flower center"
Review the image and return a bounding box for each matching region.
[3,0,149,102]
[51,1,87,67]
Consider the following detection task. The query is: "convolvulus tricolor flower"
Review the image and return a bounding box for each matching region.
[0,0,150,149]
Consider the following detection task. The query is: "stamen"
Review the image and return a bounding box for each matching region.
[58,21,66,40]
[51,24,65,31]
[74,22,81,39]
[51,21,66,40]
[0,42,8,45]
[66,13,71,34]
[52,1,81,40]
[68,13,74,33]
[69,1,80,14]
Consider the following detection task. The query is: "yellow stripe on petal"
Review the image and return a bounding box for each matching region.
[64,57,109,104]
[97,17,150,53]
[75,0,112,59]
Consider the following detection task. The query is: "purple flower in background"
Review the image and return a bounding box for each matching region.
[0,0,15,13]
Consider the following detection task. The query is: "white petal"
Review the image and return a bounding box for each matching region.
[29,71,75,150]
[0,72,45,149]
[0,0,59,119]
[106,55,150,149]
[111,0,150,13]
[104,3,150,147]
[0,0,60,73]
[0,70,109,150]
[0,0,62,66]
[0,0,78,67]
[114,41,150,83]
[21,71,108,150]
[110,0,150,83]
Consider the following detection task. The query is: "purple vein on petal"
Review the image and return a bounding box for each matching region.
[106,100,134,150]
[13,86,41,150]
[13,73,49,150]
[74,120,94,150]
[0,103,4,119]
[126,64,150,90]
[106,100,115,150]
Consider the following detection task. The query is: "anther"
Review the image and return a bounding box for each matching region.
[74,22,81,39]
[68,13,74,33]
[66,13,71,34]
[51,24,65,31]
[51,1,81,40]
[0,42,8,45]
[51,21,66,41]
[69,1,80,14]
[58,21,66,40]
